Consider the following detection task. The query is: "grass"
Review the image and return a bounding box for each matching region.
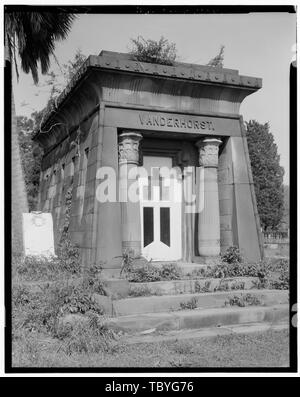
[12,328,289,368]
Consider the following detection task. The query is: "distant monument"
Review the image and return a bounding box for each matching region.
[33,51,264,269]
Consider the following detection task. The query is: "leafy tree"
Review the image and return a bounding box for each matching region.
[129,36,177,65]
[206,45,225,68]
[245,120,284,231]
[17,116,43,211]
[5,10,75,253]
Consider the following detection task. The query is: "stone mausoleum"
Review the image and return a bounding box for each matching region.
[34,51,264,270]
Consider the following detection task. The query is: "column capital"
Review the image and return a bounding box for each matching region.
[195,137,222,168]
[118,132,143,165]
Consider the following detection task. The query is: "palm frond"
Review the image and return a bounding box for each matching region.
[5,12,76,83]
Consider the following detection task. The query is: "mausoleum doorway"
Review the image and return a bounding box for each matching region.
[139,155,182,261]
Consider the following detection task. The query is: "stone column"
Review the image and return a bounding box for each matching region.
[118,132,143,255]
[195,138,222,257]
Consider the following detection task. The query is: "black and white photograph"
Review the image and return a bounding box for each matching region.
[3,4,297,375]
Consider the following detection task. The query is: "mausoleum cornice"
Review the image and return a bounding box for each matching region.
[33,51,262,149]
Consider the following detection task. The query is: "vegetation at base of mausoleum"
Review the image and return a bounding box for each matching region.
[203,258,289,291]
[124,246,289,290]
[128,284,154,297]
[179,297,198,310]
[225,293,263,307]
[221,246,244,264]
[194,279,246,293]
[12,326,289,367]
[12,257,116,356]
[13,238,81,282]
[127,262,183,283]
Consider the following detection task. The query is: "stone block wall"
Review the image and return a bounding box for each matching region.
[38,111,100,265]
[217,129,262,262]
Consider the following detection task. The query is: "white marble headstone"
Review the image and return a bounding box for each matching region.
[22,212,55,257]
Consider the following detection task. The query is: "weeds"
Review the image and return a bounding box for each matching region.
[159,264,182,280]
[225,293,262,307]
[179,297,198,310]
[15,238,81,282]
[221,246,244,264]
[230,281,245,291]
[127,263,161,282]
[55,313,116,355]
[195,280,211,293]
[214,281,230,292]
[12,274,106,339]
[128,285,153,297]
[128,263,182,282]
[130,36,177,65]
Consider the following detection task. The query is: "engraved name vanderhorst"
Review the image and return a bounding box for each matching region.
[139,113,215,131]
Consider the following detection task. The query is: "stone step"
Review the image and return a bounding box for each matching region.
[111,289,289,316]
[101,261,216,279]
[105,303,289,333]
[124,321,289,345]
[128,277,259,296]
[151,262,216,275]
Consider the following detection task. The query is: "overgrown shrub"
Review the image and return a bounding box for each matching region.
[129,36,177,65]
[159,264,182,280]
[81,262,106,295]
[268,260,289,290]
[16,255,62,281]
[55,313,116,355]
[14,238,81,281]
[205,261,269,279]
[12,275,106,338]
[230,281,245,290]
[127,263,161,282]
[221,246,244,264]
[118,249,136,276]
[56,238,81,275]
[128,285,153,297]
[179,297,198,310]
[225,293,262,307]
[214,281,230,292]
[195,280,211,293]
[128,263,182,282]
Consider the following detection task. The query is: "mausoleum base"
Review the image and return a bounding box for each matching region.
[96,260,289,334]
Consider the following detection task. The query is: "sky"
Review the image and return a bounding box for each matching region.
[13,12,296,184]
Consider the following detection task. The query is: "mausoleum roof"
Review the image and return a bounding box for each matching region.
[34,50,262,141]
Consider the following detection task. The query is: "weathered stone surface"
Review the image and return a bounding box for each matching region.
[112,290,288,316]
[103,279,130,299]
[128,277,259,296]
[92,293,113,315]
[104,304,288,332]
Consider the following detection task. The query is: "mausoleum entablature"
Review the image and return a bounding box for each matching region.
[34,51,262,152]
